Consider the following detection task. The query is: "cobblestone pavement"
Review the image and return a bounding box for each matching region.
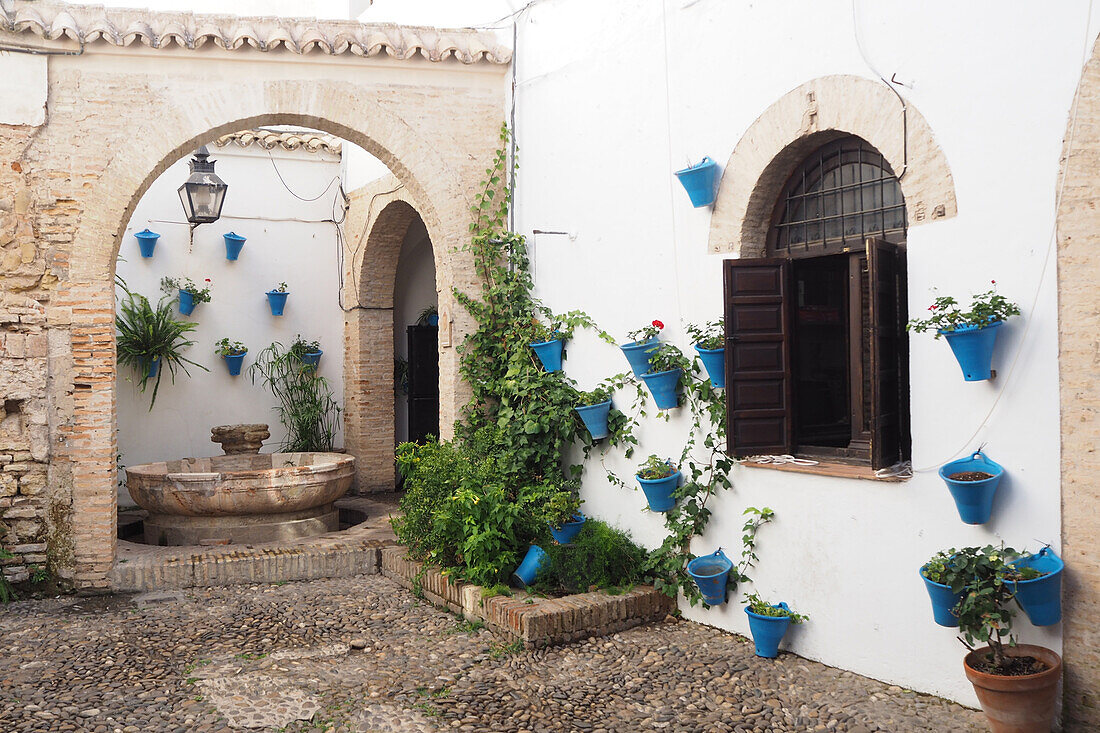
[0,574,986,732]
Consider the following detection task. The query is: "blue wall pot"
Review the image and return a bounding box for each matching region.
[674,157,720,208]
[694,345,725,388]
[940,321,1002,381]
[687,549,733,606]
[575,399,612,440]
[427,314,439,326]
[636,469,681,512]
[939,450,1004,525]
[145,357,161,380]
[267,291,289,316]
[530,339,564,372]
[224,231,246,260]
[223,351,247,376]
[178,289,196,316]
[639,368,682,409]
[920,566,964,627]
[549,513,586,545]
[1011,547,1064,626]
[620,337,659,376]
[298,350,322,371]
[512,544,550,587]
[134,228,160,258]
[745,603,793,658]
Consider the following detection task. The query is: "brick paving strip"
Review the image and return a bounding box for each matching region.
[0,574,986,732]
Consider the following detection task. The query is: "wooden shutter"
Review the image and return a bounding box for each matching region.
[866,239,908,468]
[723,258,792,458]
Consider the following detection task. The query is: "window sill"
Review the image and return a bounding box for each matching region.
[739,459,909,482]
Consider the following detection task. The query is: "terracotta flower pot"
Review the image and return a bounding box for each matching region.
[963,644,1061,733]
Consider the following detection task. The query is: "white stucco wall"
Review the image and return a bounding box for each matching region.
[393,218,438,444]
[501,0,1097,707]
[116,140,347,503]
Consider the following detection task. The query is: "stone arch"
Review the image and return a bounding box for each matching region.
[708,75,958,256]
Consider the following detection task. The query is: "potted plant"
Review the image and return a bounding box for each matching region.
[416,305,439,327]
[938,450,1005,525]
[673,156,721,208]
[575,385,613,440]
[935,545,1062,732]
[620,320,663,376]
[134,228,160,258]
[638,343,688,409]
[115,282,207,409]
[215,338,248,376]
[161,276,212,317]
[1010,547,1064,627]
[223,231,246,260]
[907,282,1021,381]
[267,282,289,316]
[743,592,808,658]
[635,455,681,512]
[919,549,967,627]
[289,335,323,371]
[687,319,725,388]
[512,545,549,588]
[687,549,733,606]
[528,317,565,372]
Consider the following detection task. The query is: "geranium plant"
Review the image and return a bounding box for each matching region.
[907,282,1021,338]
[687,320,724,350]
[160,276,212,304]
[627,319,664,344]
[648,343,691,374]
[637,455,677,480]
[214,338,247,356]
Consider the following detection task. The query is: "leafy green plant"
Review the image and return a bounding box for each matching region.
[577,385,612,406]
[160,276,212,303]
[538,520,648,594]
[744,592,808,623]
[272,281,289,293]
[416,305,438,326]
[687,320,724,350]
[214,338,247,356]
[637,455,676,480]
[907,282,1021,337]
[289,335,321,358]
[249,341,341,452]
[626,319,664,344]
[647,343,691,374]
[115,282,207,409]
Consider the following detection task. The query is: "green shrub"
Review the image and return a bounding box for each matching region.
[539,520,648,594]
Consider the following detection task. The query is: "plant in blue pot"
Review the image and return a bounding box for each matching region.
[416,305,439,327]
[907,282,1021,381]
[638,343,687,410]
[289,334,323,372]
[620,319,663,377]
[635,455,681,512]
[528,317,565,372]
[575,385,614,440]
[919,549,966,627]
[160,276,211,317]
[743,592,808,658]
[267,281,289,316]
[687,319,725,388]
[215,337,248,376]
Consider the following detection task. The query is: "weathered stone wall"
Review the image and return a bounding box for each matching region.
[0,42,506,589]
[1057,33,1100,729]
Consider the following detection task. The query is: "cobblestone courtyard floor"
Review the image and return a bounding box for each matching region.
[0,574,985,732]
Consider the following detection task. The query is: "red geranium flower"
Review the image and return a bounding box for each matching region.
[652,319,664,330]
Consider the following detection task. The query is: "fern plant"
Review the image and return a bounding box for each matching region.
[115,281,207,409]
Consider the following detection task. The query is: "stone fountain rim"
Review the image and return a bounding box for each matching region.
[126,451,355,483]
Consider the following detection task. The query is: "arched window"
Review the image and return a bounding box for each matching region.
[724,136,910,469]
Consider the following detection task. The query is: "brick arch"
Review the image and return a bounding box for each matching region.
[708,75,958,256]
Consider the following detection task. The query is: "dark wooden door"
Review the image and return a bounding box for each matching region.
[723,258,792,457]
[866,238,908,468]
[406,324,439,444]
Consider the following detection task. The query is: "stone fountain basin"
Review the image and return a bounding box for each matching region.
[125,452,355,518]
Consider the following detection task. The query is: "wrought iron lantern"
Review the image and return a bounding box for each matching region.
[177,146,227,224]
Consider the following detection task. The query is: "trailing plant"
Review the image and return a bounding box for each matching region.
[647,343,691,374]
[249,341,341,452]
[626,319,664,344]
[537,520,649,594]
[637,455,676,480]
[214,338,247,356]
[160,276,212,303]
[744,592,808,623]
[687,320,724,350]
[289,335,321,358]
[907,282,1020,337]
[115,281,207,409]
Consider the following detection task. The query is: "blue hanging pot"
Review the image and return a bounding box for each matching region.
[939,450,1004,525]
[919,566,964,627]
[575,399,612,440]
[694,345,725,388]
[134,229,160,258]
[745,603,793,658]
[224,231,246,260]
[145,357,161,379]
[178,289,196,316]
[267,290,289,316]
[636,469,681,512]
[530,338,564,372]
[674,157,721,208]
[687,549,733,606]
[639,368,682,409]
[298,350,322,371]
[939,321,1003,381]
[1010,547,1064,626]
[549,513,586,545]
[512,544,549,587]
[223,351,247,376]
[619,337,660,376]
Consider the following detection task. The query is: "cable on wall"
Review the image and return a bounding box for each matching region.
[851,0,907,180]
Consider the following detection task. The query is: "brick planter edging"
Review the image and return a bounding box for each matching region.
[380,546,673,648]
